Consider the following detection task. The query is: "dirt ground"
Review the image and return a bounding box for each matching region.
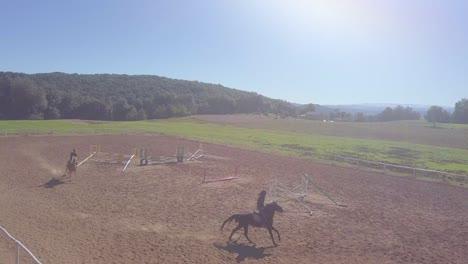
[0,134,466,264]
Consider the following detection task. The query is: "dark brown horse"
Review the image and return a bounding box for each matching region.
[66,156,78,179]
[220,201,283,246]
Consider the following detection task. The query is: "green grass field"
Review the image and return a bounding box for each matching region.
[1,118,468,175]
[193,115,468,149]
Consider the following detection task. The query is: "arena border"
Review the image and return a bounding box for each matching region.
[0,224,43,264]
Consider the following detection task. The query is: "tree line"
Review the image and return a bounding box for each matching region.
[0,72,299,120]
[425,99,468,125]
[373,100,468,125]
[305,105,422,122]
[360,101,468,124]
[305,100,468,124]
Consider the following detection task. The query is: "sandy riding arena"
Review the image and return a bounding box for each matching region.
[0,135,466,263]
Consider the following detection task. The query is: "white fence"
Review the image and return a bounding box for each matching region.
[0,224,42,264]
[318,153,468,183]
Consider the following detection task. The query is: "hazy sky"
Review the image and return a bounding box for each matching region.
[1,0,467,106]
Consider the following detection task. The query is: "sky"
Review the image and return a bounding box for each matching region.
[1,0,467,106]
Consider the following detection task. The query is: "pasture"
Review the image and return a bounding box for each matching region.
[0,134,467,263]
[193,114,468,149]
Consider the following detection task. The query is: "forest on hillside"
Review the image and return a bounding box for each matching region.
[0,72,299,120]
[2,72,466,124]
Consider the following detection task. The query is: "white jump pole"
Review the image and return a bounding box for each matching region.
[277,181,313,215]
[304,174,342,207]
[0,224,42,264]
[188,149,201,161]
[274,183,303,202]
[78,152,96,167]
[123,155,135,171]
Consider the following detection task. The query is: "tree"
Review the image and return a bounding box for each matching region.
[75,98,109,120]
[126,106,138,121]
[0,77,47,119]
[379,107,393,121]
[201,96,236,114]
[236,94,261,113]
[136,109,147,120]
[393,105,405,120]
[58,94,81,118]
[377,105,420,121]
[44,89,62,119]
[453,98,468,124]
[44,107,61,119]
[426,106,450,126]
[355,112,366,122]
[111,99,132,121]
[299,103,316,115]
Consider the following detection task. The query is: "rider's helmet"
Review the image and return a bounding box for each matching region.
[72,148,76,152]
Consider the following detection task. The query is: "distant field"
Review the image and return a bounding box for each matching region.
[194,114,468,149]
[1,117,468,175]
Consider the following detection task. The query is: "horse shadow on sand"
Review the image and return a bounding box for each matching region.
[38,175,72,188]
[214,241,274,263]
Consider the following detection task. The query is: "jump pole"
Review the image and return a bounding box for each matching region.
[304,174,347,207]
[188,149,201,161]
[202,169,238,184]
[0,224,43,264]
[123,154,135,171]
[77,152,96,167]
[277,181,313,215]
[204,177,238,183]
[274,183,303,202]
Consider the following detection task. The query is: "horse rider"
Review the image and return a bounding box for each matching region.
[69,148,78,161]
[254,190,267,226]
[64,148,78,175]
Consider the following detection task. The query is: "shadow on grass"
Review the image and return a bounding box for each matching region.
[214,241,274,263]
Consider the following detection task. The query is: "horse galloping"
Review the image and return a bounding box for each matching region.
[220,201,283,246]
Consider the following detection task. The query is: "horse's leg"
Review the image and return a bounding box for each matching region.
[267,227,278,247]
[243,225,254,244]
[229,224,242,241]
[272,226,281,241]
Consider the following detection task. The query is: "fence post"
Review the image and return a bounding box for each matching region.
[17,242,20,264]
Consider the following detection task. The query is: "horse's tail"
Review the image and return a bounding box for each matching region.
[220,214,240,230]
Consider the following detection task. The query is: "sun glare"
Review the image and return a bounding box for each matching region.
[267,0,389,38]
